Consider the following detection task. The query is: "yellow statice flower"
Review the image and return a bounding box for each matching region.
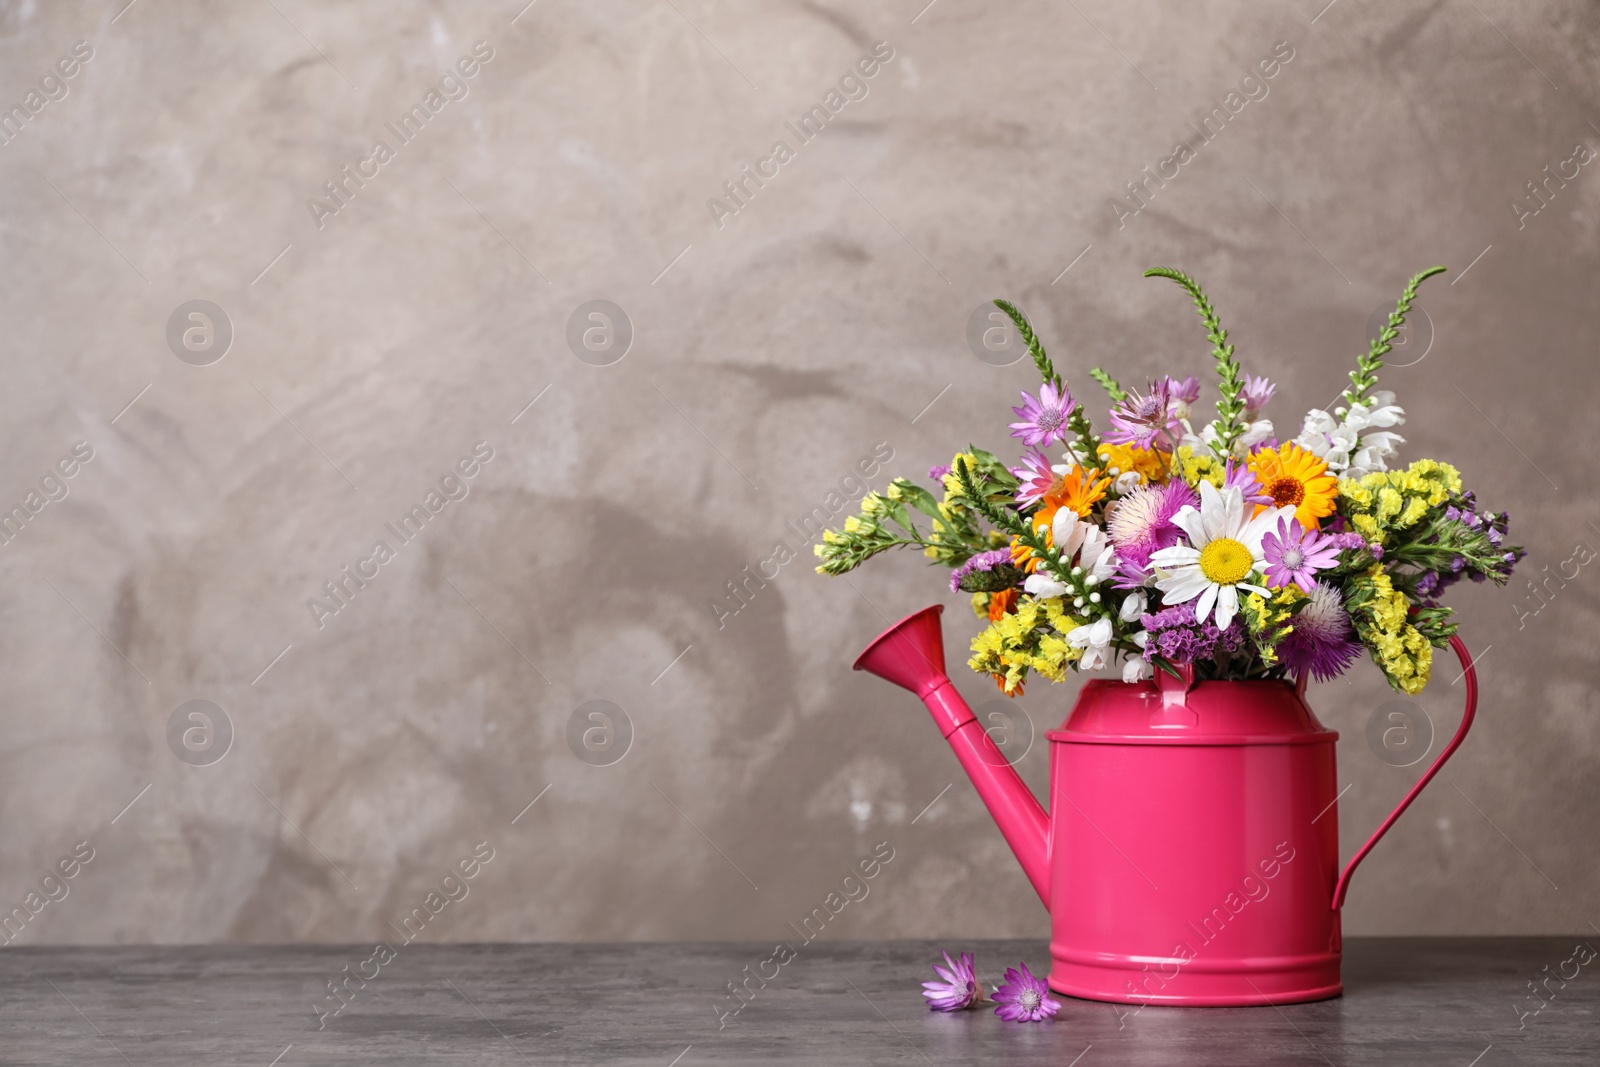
[1176,445,1225,490]
[940,453,977,500]
[1337,458,1463,546]
[967,595,1085,695]
[1347,564,1433,693]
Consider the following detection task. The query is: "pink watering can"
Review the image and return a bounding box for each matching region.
[855,604,1479,1006]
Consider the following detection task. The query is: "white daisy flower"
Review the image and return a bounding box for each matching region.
[1148,481,1296,630]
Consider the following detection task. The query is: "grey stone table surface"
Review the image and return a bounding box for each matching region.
[0,938,1592,1065]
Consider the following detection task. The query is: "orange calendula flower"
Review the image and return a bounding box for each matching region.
[1248,442,1339,527]
[1044,465,1112,518]
[988,587,1020,622]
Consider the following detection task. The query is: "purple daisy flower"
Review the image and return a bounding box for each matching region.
[1105,379,1175,449]
[1222,457,1271,506]
[1009,381,1076,449]
[1278,580,1362,682]
[1262,517,1340,592]
[1010,449,1059,508]
[1108,480,1196,569]
[922,950,983,1012]
[992,963,1060,1023]
[1240,373,1276,419]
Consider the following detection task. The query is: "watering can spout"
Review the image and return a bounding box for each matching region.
[854,605,1051,905]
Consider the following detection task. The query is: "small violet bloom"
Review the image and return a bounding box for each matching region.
[1105,379,1175,449]
[922,950,984,1012]
[1222,457,1271,506]
[1261,516,1341,593]
[1009,381,1076,448]
[992,963,1061,1023]
[1010,449,1059,508]
[1240,373,1277,419]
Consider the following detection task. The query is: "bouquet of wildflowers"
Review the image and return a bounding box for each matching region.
[817,267,1524,696]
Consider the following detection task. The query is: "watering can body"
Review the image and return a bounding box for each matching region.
[854,605,1478,1007]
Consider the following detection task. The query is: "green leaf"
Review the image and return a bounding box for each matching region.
[896,481,943,520]
[1152,655,1184,680]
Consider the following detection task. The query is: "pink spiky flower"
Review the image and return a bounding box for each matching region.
[921,950,985,1012]
[992,963,1061,1023]
[1105,379,1174,449]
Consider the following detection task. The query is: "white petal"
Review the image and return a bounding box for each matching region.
[1157,567,1210,604]
[1149,545,1200,568]
[1119,591,1147,621]
[1219,485,1244,538]
[1239,505,1297,554]
[1024,575,1068,599]
[1171,505,1208,547]
[1214,584,1238,630]
[1194,582,1219,624]
[1053,513,1085,557]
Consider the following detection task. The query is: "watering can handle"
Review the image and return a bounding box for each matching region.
[1329,633,1479,910]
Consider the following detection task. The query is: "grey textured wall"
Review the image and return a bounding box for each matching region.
[0,0,1595,947]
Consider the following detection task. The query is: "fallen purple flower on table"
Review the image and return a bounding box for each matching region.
[922,950,984,1012]
[992,963,1060,1022]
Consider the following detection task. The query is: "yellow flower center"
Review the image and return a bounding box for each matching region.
[1267,476,1305,507]
[1199,538,1254,585]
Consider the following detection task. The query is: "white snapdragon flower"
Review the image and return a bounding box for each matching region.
[1295,390,1406,477]
[1182,416,1275,459]
[1066,616,1114,671]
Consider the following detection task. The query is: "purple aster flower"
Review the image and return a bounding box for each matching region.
[1108,480,1196,568]
[1261,517,1340,592]
[1105,379,1175,449]
[949,549,1015,592]
[1278,581,1362,682]
[1240,374,1276,419]
[1010,449,1059,508]
[922,950,984,1012]
[1222,458,1271,506]
[1009,381,1076,449]
[929,463,952,481]
[992,963,1060,1023]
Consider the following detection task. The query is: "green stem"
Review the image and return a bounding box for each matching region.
[1341,266,1447,407]
[1143,267,1245,454]
[992,299,1058,389]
